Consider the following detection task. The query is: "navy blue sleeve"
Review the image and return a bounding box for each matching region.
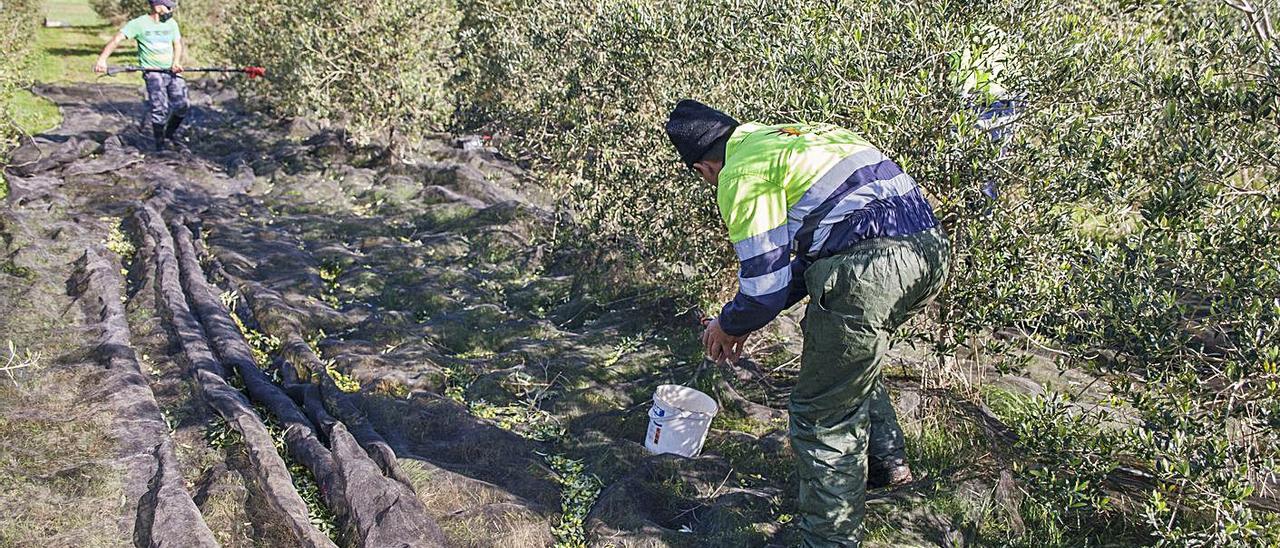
[718,287,789,336]
[719,257,812,336]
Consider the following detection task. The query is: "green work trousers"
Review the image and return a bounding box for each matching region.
[790,227,950,547]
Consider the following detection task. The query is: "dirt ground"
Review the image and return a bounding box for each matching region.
[0,81,1073,547]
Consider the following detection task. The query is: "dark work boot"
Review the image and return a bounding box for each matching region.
[163,116,187,152]
[867,457,914,489]
[163,115,183,140]
[152,124,167,152]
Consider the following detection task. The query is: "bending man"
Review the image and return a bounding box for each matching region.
[665,100,950,547]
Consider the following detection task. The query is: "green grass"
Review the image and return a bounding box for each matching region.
[32,0,223,85]
[35,0,218,84]
[1,0,121,152]
[0,359,123,546]
[6,89,61,136]
[35,0,122,83]
[43,0,105,27]
[32,23,135,83]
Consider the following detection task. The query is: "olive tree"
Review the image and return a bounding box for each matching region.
[452,0,1280,542]
[223,0,459,151]
[1,0,41,163]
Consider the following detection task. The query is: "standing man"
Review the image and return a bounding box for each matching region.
[666,100,950,547]
[93,0,188,152]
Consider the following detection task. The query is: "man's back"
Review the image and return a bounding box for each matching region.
[718,122,933,262]
[712,120,937,335]
[720,123,874,222]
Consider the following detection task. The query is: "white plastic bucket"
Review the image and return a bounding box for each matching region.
[644,384,718,457]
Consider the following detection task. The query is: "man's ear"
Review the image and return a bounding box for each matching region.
[691,161,721,183]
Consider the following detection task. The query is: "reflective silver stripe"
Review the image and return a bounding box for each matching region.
[733,224,791,261]
[790,146,887,220]
[738,267,791,297]
[806,225,835,257]
[825,173,918,218]
[807,173,919,254]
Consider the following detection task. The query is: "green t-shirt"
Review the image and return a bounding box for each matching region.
[120,15,181,69]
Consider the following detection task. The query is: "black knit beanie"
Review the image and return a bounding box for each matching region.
[664,99,739,168]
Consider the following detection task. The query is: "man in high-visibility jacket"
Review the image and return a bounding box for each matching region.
[666,100,950,546]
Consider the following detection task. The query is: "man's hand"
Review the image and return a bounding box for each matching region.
[171,64,184,74]
[97,33,127,75]
[700,317,749,365]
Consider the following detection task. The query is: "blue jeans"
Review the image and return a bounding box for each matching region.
[143,72,189,128]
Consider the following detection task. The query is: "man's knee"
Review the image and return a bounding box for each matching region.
[167,88,189,116]
[143,76,168,123]
[168,79,190,116]
[169,98,190,117]
[148,98,170,125]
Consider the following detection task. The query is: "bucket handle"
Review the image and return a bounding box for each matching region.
[649,404,710,422]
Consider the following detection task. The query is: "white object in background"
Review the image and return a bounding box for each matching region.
[644,384,718,457]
